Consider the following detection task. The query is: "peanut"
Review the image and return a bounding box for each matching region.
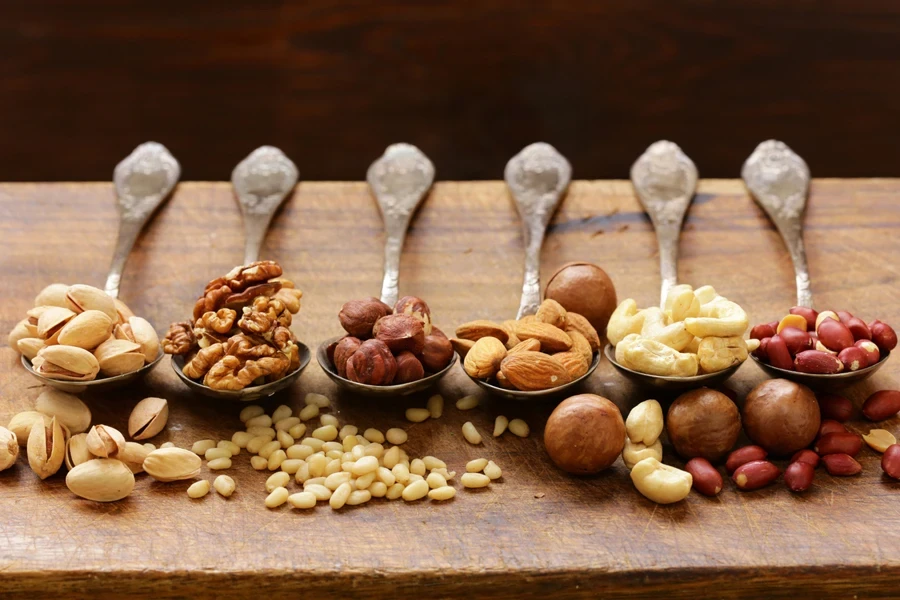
[814,432,862,457]
[862,390,900,422]
[790,449,820,468]
[863,429,897,453]
[822,453,862,476]
[784,461,815,492]
[732,460,779,490]
[725,445,767,474]
[684,457,722,496]
[882,444,900,479]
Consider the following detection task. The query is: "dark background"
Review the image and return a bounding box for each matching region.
[3,0,900,182]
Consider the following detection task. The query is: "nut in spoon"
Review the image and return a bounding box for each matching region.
[23,142,180,392]
[742,140,889,387]
[465,142,600,400]
[605,141,742,390]
[170,146,311,401]
[317,143,457,397]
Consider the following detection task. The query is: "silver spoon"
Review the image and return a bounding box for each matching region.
[170,146,311,401]
[464,143,600,400]
[604,141,742,390]
[742,140,888,388]
[23,142,180,392]
[317,143,457,397]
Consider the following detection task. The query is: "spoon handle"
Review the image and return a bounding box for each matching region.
[505,143,572,318]
[367,144,435,308]
[105,142,181,298]
[630,141,698,308]
[232,146,299,265]
[741,140,813,309]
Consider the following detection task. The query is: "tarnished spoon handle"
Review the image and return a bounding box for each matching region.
[630,141,698,308]
[105,142,181,298]
[505,143,572,318]
[232,146,299,264]
[367,144,435,308]
[741,140,813,308]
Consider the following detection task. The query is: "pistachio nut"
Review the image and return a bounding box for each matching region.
[128,397,169,441]
[26,305,52,324]
[8,319,38,348]
[34,283,71,308]
[66,458,135,502]
[143,447,202,482]
[65,284,117,321]
[17,338,45,361]
[8,411,53,446]
[115,316,160,362]
[57,310,114,350]
[27,416,66,480]
[0,426,19,471]
[36,306,76,343]
[113,298,135,325]
[120,441,151,474]
[93,338,145,377]
[35,388,92,434]
[34,345,100,381]
[65,433,94,470]
[86,424,126,458]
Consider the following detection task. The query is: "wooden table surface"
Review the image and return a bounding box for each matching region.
[1,179,899,599]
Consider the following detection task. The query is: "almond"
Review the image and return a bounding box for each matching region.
[553,350,589,379]
[514,322,572,353]
[501,320,521,349]
[450,338,475,360]
[463,337,507,379]
[499,351,572,391]
[567,330,593,363]
[535,299,567,328]
[508,339,541,354]
[455,320,509,344]
[564,312,600,352]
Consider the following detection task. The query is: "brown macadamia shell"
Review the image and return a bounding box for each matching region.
[544,262,617,335]
[742,379,821,456]
[666,388,741,462]
[544,394,625,474]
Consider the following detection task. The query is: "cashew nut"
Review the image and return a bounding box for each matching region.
[664,285,700,323]
[697,336,749,373]
[684,299,749,338]
[684,336,702,354]
[640,307,693,352]
[622,437,663,470]
[625,399,664,445]
[616,334,699,377]
[630,457,692,504]
[694,285,718,305]
[607,299,646,346]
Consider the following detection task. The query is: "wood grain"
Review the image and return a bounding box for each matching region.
[1,180,899,598]
[4,2,900,181]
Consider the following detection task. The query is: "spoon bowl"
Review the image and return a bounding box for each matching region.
[464,351,601,401]
[22,349,165,394]
[170,341,311,402]
[316,336,457,397]
[749,352,890,390]
[604,344,742,392]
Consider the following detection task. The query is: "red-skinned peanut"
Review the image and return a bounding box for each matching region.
[784,461,815,492]
[725,445,768,474]
[814,432,863,457]
[822,453,861,476]
[846,317,871,341]
[882,444,900,479]
[767,335,794,370]
[837,311,854,325]
[780,327,812,356]
[838,346,869,372]
[790,449,820,468]
[685,458,722,496]
[862,390,900,421]
[869,320,898,353]
[818,420,848,437]
[795,350,843,374]
[790,307,818,331]
[732,460,780,490]
[817,393,853,422]
[816,319,855,353]
[750,323,777,340]
[855,340,881,366]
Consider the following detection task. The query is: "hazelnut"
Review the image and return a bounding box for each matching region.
[421,333,453,372]
[394,351,425,383]
[373,314,425,354]
[338,297,392,338]
[666,388,741,462]
[743,379,820,456]
[544,394,625,474]
[332,336,362,378]
[394,296,432,335]
[544,262,617,334]
[345,339,397,385]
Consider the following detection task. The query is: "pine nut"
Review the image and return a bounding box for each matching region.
[370,481,388,497]
[271,405,292,423]
[330,482,352,509]
[231,431,254,449]
[265,486,289,508]
[288,491,317,509]
[428,486,456,501]
[239,405,265,423]
[352,455,379,475]
[305,483,332,501]
[392,463,410,484]
[304,476,326,487]
[266,471,290,492]
[187,480,210,498]
[245,414,273,428]
[301,437,325,452]
[493,415,509,437]
[467,458,488,472]
[410,458,426,476]
[433,467,454,480]
[377,466,396,486]
[423,456,446,470]
[143,443,156,451]
[408,473,424,483]
[294,462,310,483]
[246,436,270,454]
[305,393,331,408]
[277,430,294,448]
[250,456,268,470]
[325,471,352,490]
[267,450,286,471]
[385,428,408,445]
[342,461,355,472]
[213,475,236,497]
[160,442,175,448]
[322,441,343,453]
[191,439,216,456]
[217,440,241,456]
[508,419,530,438]
[427,394,444,418]
[406,408,430,423]
[462,422,482,445]
[308,453,328,477]
[386,482,405,500]
[325,450,343,460]
[338,425,358,440]
[342,435,360,452]
[208,457,232,470]
[484,461,502,480]
[258,440,280,459]
[286,444,314,460]
[347,490,371,506]
[364,443,384,458]
[402,479,429,501]
[325,458,341,475]
[363,428,385,443]
[280,459,304,474]
[205,448,231,461]
[383,446,401,469]
[299,404,319,421]
[313,425,338,441]
[320,414,339,428]
[461,473,491,488]
[456,395,479,410]
[288,423,306,439]
[246,427,276,439]
[275,417,301,432]
[426,472,447,489]
[355,472,376,490]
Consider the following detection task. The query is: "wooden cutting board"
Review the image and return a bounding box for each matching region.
[0,180,898,599]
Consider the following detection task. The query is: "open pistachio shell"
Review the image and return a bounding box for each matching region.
[36,306,76,342]
[34,283,70,308]
[57,310,114,350]
[93,338,145,377]
[35,345,100,381]
[66,284,118,322]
